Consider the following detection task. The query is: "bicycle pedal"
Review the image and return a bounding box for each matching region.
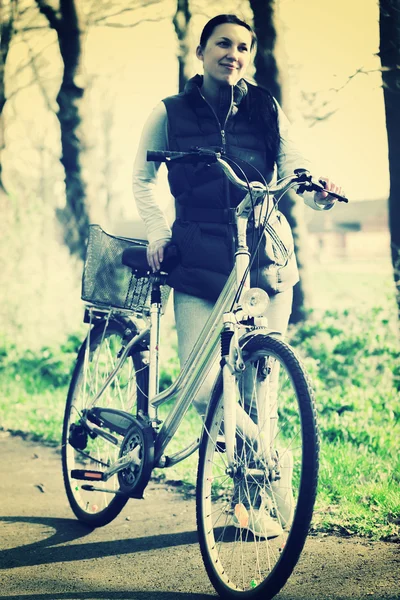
[81,484,125,495]
[71,469,105,481]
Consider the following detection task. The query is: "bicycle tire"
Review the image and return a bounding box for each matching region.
[196,334,319,599]
[62,317,149,527]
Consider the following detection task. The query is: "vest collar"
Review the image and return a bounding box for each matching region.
[184,75,248,122]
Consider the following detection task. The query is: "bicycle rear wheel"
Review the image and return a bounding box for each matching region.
[197,334,319,600]
[62,317,148,527]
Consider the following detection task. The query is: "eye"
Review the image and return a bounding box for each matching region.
[217,41,229,47]
[239,46,248,53]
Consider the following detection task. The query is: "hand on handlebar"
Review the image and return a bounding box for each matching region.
[314,177,345,207]
[147,239,170,273]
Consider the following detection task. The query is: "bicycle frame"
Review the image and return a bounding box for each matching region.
[83,191,269,473]
[84,166,319,476]
[144,182,270,467]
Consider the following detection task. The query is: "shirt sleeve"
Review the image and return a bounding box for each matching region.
[132,102,173,244]
[275,101,333,211]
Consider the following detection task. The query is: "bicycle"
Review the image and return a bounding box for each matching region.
[62,149,348,600]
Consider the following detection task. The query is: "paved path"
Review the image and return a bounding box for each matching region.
[0,432,399,600]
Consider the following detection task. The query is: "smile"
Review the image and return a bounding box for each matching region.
[220,64,237,71]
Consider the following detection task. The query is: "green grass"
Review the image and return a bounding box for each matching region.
[313,441,400,539]
[1,381,65,444]
[0,334,81,444]
[0,299,399,540]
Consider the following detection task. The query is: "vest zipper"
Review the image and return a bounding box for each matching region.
[220,87,234,151]
[198,87,233,152]
[198,86,234,266]
[221,129,226,148]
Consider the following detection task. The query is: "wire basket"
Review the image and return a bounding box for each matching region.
[81,225,171,314]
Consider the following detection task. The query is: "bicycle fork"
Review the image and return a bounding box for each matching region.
[221,333,276,474]
[221,209,276,473]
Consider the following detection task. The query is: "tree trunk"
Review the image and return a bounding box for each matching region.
[173,0,191,92]
[379,0,400,316]
[36,0,89,260]
[0,0,17,193]
[250,0,281,103]
[249,0,312,322]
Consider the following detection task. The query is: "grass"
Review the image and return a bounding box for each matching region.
[0,268,399,540]
[313,441,400,539]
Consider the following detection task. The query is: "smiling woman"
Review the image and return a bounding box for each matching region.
[132,10,343,539]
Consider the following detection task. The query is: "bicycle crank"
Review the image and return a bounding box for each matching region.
[117,417,155,499]
[70,445,142,483]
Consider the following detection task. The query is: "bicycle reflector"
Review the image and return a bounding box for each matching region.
[241,288,270,317]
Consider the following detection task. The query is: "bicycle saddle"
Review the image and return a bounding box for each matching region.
[122,243,180,277]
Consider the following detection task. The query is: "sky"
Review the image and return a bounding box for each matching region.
[277,0,388,202]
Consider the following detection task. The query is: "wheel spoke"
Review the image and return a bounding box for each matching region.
[62,320,147,526]
[197,336,319,597]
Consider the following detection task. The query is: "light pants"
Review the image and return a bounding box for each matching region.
[174,287,293,421]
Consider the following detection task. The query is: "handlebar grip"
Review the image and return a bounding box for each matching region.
[147,151,177,162]
[147,149,220,164]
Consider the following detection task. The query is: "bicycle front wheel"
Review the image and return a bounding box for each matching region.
[197,334,319,600]
[62,317,148,527]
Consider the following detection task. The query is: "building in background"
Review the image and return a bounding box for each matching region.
[306,199,389,261]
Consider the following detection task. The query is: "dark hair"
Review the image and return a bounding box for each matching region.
[199,14,257,51]
[247,85,281,169]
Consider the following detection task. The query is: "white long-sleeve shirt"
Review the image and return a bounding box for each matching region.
[133,99,329,244]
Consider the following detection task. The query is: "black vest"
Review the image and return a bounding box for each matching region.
[163,75,299,300]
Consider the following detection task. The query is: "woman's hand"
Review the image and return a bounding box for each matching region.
[147,239,170,272]
[314,177,345,207]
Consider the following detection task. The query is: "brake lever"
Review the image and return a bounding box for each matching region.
[297,179,349,203]
[315,180,349,203]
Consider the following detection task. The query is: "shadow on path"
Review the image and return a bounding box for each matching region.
[0,593,215,600]
[0,515,199,570]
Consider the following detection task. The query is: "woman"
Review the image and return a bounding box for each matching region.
[133,13,341,404]
[133,14,342,537]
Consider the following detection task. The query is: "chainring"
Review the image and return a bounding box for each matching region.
[118,418,155,498]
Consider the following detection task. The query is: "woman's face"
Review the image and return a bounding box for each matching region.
[197,23,253,88]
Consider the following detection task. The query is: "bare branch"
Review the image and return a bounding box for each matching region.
[18,32,54,112]
[88,0,166,27]
[305,110,338,128]
[96,15,166,28]
[35,0,60,31]
[16,25,49,31]
[327,66,377,94]
[10,40,56,79]
[14,0,48,34]
[6,77,41,100]
[15,5,34,17]
[88,6,137,24]
[301,65,390,127]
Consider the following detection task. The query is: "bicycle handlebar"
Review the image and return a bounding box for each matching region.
[146,149,349,203]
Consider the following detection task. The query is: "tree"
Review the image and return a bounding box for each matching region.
[35,0,89,260]
[0,0,18,193]
[379,0,400,316]
[249,0,312,322]
[173,0,191,92]
[249,0,281,103]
